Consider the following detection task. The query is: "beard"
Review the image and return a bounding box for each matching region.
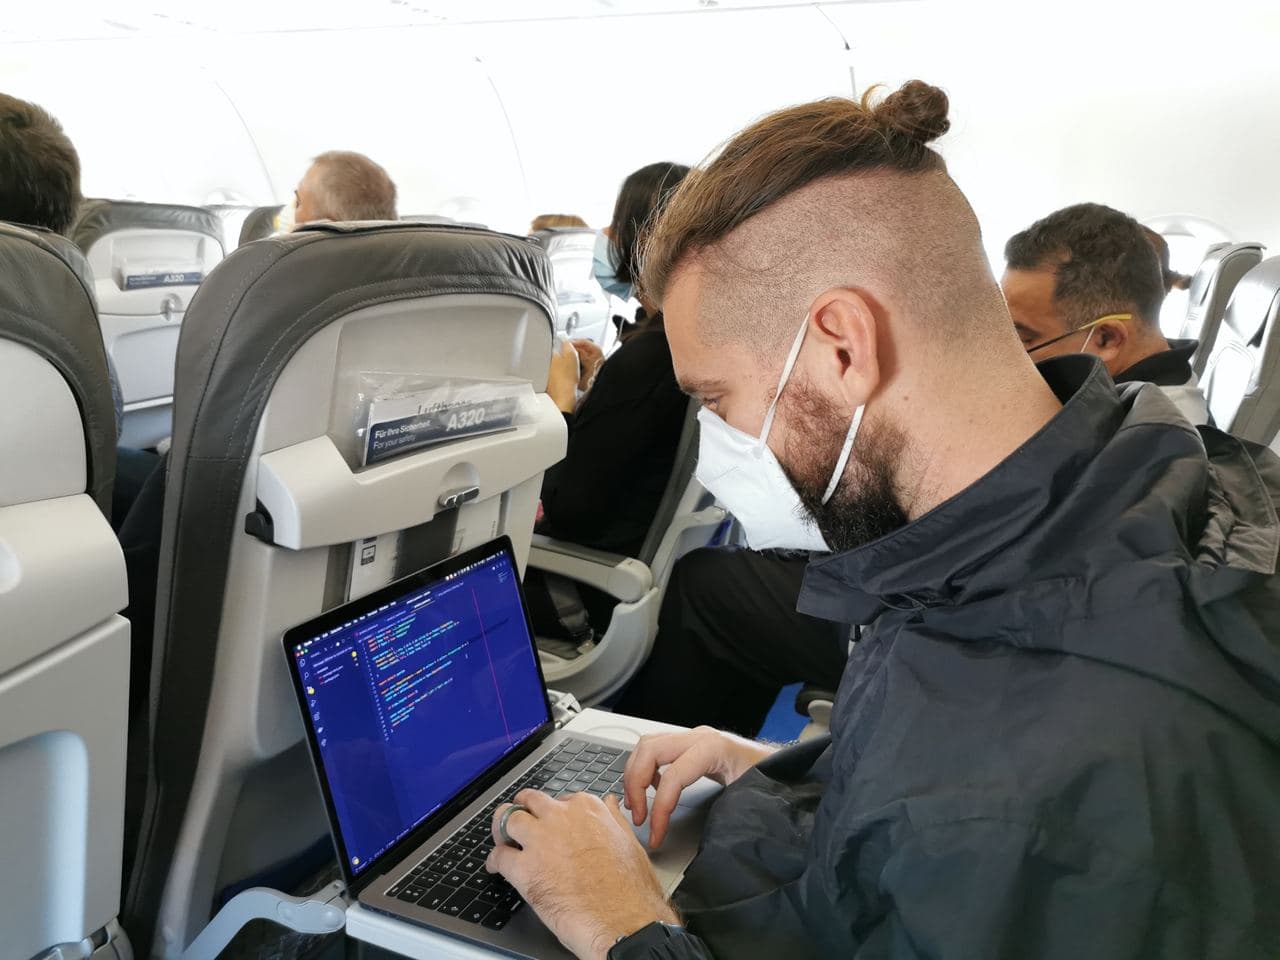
[779,381,909,553]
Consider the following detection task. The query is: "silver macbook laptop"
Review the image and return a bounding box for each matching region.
[284,536,711,958]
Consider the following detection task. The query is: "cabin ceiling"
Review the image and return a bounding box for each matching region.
[0,0,901,43]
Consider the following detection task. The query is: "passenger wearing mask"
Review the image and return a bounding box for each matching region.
[526,163,691,648]
[291,150,398,224]
[1003,202,1209,424]
[483,83,1280,959]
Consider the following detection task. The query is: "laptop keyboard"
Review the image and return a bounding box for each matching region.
[384,737,631,930]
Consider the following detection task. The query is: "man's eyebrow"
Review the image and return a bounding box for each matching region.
[675,376,728,398]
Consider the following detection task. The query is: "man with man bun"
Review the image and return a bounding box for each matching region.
[481,81,1280,959]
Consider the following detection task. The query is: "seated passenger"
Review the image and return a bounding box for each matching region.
[525,163,690,646]
[291,150,398,224]
[530,213,589,231]
[1143,225,1193,293]
[484,82,1280,959]
[0,93,158,523]
[614,546,848,737]
[1003,203,1209,424]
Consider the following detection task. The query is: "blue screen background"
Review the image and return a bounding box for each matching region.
[291,549,549,875]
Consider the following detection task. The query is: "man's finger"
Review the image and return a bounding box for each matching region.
[648,741,715,849]
[491,802,537,847]
[513,788,558,816]
[624,732,689,825]
[605,794,631,830]
[485,840,518,878]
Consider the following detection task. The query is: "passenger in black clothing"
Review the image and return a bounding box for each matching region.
[485,84,1280,960]
[614,546,848,737]
[527,163,691,644]
[538,319,686,556]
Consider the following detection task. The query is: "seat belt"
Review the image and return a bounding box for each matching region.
[543,571,595,651]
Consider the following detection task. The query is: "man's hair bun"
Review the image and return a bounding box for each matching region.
[873,80,951,144]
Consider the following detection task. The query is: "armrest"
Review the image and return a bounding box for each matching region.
[528,534,653,603]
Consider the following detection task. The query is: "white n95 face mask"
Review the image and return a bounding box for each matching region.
[694,314,865,553]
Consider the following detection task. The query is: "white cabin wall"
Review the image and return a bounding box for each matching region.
[826,0,1280,268]
[0,0,1276,257]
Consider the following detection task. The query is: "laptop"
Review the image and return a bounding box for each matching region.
[283,536,714,958]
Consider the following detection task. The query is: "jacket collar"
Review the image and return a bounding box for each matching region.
[1115,338,1199,388]
[798,355,1124,624]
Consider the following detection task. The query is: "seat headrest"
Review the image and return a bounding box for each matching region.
[171,221,556,465]
[238,205,283,246]
[0,221,116,513]
[1221,257,1280,343]
[72,199,225,255]
[532,228,598,254]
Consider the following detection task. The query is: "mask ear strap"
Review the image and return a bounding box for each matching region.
[822,404,864,504]
[1079,325,1097,354]
[759,316,811,446]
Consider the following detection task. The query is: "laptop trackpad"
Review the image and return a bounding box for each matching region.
[633,777,720,894]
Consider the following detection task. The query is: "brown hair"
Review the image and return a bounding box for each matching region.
[1141,226,1193,293]
[530,213,588,232]
[310,150,398,221]
[0,93,82,235]
[640,80,950,305]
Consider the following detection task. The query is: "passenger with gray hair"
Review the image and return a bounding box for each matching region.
[292,150,398,224]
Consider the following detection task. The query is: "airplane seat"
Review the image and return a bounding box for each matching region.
[1179,241,1264,377]
[532,402,728,705]
[122,221,563,958]
[402,214,491,229]
[0,223,131,960]
[1201,256,1280,444]
[204,203,257,253]
[532,227,612,345]
[237,204,284,246]
[72,200,226,449]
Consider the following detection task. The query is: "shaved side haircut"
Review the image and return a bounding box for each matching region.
[640,81,1007,361]
[308,150,398,221]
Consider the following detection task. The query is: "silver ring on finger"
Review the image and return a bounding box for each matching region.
[498,802,529,848]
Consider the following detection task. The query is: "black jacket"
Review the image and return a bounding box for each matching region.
[659,356,1280,959]
[539,325,686,556]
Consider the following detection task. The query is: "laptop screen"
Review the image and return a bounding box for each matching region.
[287,541,550,879]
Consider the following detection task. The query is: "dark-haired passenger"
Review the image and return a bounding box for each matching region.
[1003,203,1208,424]
[525,163,692,648]
[481,82,1280,960]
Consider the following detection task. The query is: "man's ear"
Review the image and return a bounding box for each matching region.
[808,289,881,408]
[1091,318,1129,366]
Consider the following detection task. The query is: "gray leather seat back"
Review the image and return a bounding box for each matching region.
[238,204,284,245]
[1202,256,1280,444]
[0,223,117,511]
[0,222,130,960]
[1180,241,1264,376]
[205,203,257,252]
[125,221,562,956]
[533,228,611,344]
[638,401,702,567]
[73,200,226,447]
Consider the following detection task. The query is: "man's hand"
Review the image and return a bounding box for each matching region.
[571,338,605,392]
[488,790,678,960]
[547,339,580,413]
[624,726,775,848]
